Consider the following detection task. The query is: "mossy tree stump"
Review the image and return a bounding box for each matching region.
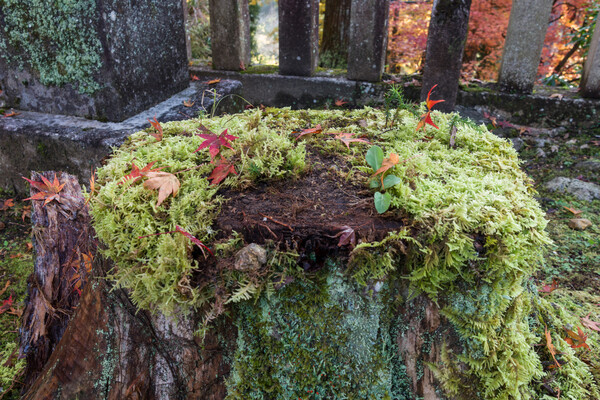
[20,108,600,399]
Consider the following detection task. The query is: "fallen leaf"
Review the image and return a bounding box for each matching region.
[191,75,200,81]
[294,124,322,140]
[143,171,180,207]
[119,162,164,185]
[334,99,348,107]
[194,126,238,161]
[21,205,31,221]
[497,120,515,129]
[0,281,10,297]
[372,153,400,188]
[329,132,371,149]
[9,253,23,259]
[26,242,33,252]
[545,326,561,369]
[23,174,66,205]
[563,206,582,215]
[564,326,590,350]
[3,110,20,118]
[183,100,195,107]
[82,252,94,274]
[175,225,213,257]
[331,226,356,248]
[0,295,13,314]
[0,198,14,211]
[550,93,564,100]
[147,116,163,141]
[204,78,221,85]
[208,157,237,185]
[540,278,559,295]
[581,314,600,332]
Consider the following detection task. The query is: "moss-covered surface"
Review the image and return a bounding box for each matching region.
[0,0,103,94]
[88,106,599,399]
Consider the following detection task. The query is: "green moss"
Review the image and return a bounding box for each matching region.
[91,106,585,399]
[0,0,103,94]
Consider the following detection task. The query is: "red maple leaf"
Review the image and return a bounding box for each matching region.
[564,326,591,351]
[328,132,371,149]
[540,278,559,295]
[208,157,237,185]
[335,99,348,107]
[194,125,238,161]
[119,162,164,185]
[147,116,163,141]
[0,294,13,314]
[581,314,600,332]
[23,175,66,205]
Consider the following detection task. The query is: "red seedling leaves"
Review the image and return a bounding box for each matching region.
[3,110,20,118]
[331,226,356,248]
[119,162,164,185]
[195,126,238,161]
[581,314,600,332]
[335,99,348,107]
[0,198,14,211]
[143,171,180,207]
[294,124,322,140]
[183,100,195,107]
[545,326,561,369]
[540,278,559,295]
[23,175,66,205]
[175,225,213,257]
[564,326,590,350]
[424,84,445,110]
[416,112,439,131]
[328,132,371,149]
[563,206,582,216]
[372,153,400,187]
[147,116,163,141]
[208,157,237,185]
[204,78,221,85]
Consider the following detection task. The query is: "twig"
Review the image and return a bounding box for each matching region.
[259,213,294,231]
[258,223,278,239]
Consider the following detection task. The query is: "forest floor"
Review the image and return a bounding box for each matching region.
[0,107,599,399]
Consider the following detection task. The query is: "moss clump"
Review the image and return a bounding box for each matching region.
[0,0,103,94]
[91,106,592,399]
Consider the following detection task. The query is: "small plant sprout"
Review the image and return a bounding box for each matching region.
[366,145,403,214]
[416,84,444,132]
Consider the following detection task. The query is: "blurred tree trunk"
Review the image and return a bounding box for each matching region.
[320,0,352,68]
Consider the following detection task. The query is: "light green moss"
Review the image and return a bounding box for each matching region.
[90,106,594,399]
[0,0,103,94]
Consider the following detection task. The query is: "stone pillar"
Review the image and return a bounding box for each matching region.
[0,0,189,122]
[209,0,251,71]
[497,0,553,93]
[347,0,390,82]
[420,0,472,112]
[279,0,320,76]
[580,15,600,99]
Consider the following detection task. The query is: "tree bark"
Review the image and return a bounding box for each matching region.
[320,0,352,68]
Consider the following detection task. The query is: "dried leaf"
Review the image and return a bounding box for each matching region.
[372,153,400,188]
[329,132,371,149]
[334,99,348,107]
[563,206,582,215]
[564,326,590,350]
[21,205,31,221]
[550,93,564,100]
[147,116,163,141]
[208,157,237,185]
[332,226,356,248]
[3,110,20,118]
[119,162,164,185]
[545,326,561,368]
[183,100,195,107]
[204,78,221,85]
[581,314,600,332]
[23,174,66,205]
[143,171,180,207]
[540,278,559,295]
[0,198,14,211]
[195,127,238,161]
[82,252,94,274]
[0,281,10,297]
[191,74,200,81]
[294,124,322,140]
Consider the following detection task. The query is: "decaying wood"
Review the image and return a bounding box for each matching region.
[20,170,460,399]
[20,171,96,389]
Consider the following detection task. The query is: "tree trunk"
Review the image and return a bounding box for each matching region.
[320,0,352,68]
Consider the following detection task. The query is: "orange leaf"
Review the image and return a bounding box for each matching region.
[0,281,10,297]
[208,157,237,185]
[424,84,444,110]
[540,278,559,295]
[119,162,164,185]
[3,110,20,118]
[183,100,195,107]
[23,174,66,205]
[204,78,221,85]
[191,75,200,81]
[581,314,600,332]
[147,116,163,141]
[329,132,371,149]
[82,252,94,274]
[545,326,561,369]
[334,99,348,107]
[0,198,14,211]
[142,171,180,207]
[372,153,400,187]
[563,206,582,216]
[564,326,590,350]
[294,124,322,140]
